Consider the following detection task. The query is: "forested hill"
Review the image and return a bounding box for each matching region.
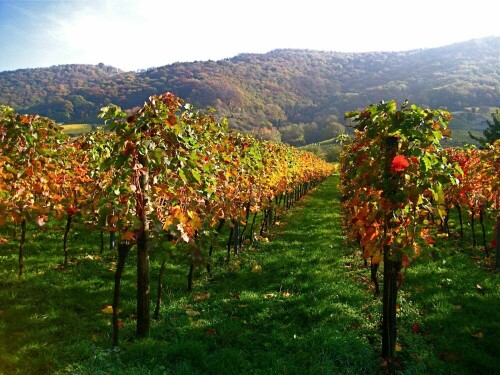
[0,36,498,145]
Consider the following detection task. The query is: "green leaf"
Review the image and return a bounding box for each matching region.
[421,155,432,171]
[153,148,164,164]
[179,169,188,183]
[191,168,201,184]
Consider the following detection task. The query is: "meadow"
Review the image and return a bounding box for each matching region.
[0,176,498,374]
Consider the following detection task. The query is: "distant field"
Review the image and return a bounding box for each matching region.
[61,124,95,136]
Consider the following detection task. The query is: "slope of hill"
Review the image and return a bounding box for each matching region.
[0,37,498,145]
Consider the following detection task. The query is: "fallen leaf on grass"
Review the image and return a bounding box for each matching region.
[251,264,262,273]
[412,323,420,333]
[190,319,207,327]
[205,328,216,336]
[229,261,241,271]
[452,305,462,310]
[439,352,460,362]
[395,343,402,352]
[282,291,292,297]
[101,305,122,314]
[471,332,484,339]
[101,305,112,314]
[185,309,201,317]
[194,292,210,301]
[230,291,240,300]
[264,293,276,299]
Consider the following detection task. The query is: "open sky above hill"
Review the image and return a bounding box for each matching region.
[0,0,498,72]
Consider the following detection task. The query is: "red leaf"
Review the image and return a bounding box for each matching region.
[412,323,420,333]
[402,254,411,268]
[391,155,410,172]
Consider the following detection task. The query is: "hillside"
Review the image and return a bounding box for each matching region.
[0,37,498,145]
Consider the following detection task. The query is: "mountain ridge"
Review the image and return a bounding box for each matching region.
[0,36,498,145]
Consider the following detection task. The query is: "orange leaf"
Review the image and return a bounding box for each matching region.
[194,292,210,302]
[424,236,436,245]
[371,252,382,265]
[101,305,113,314]
[121,231,135,241]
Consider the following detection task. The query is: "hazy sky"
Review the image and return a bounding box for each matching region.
[0,0,498,72]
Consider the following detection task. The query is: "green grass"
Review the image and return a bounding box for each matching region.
[0,176,498,374]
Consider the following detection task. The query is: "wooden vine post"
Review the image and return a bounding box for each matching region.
[381,135,401,367]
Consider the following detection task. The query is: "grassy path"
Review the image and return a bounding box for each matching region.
[105,175,382,374]
[1,175,498,374]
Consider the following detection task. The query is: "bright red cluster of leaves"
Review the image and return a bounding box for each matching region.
[340,100,456,266]
[391,155,409,173]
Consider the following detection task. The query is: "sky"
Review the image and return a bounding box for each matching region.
[0,0,498,72]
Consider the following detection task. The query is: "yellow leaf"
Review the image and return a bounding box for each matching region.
[101,305,121,314]
[395,343,402,352]
[162,217,174,230]
[471,332,484,339]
